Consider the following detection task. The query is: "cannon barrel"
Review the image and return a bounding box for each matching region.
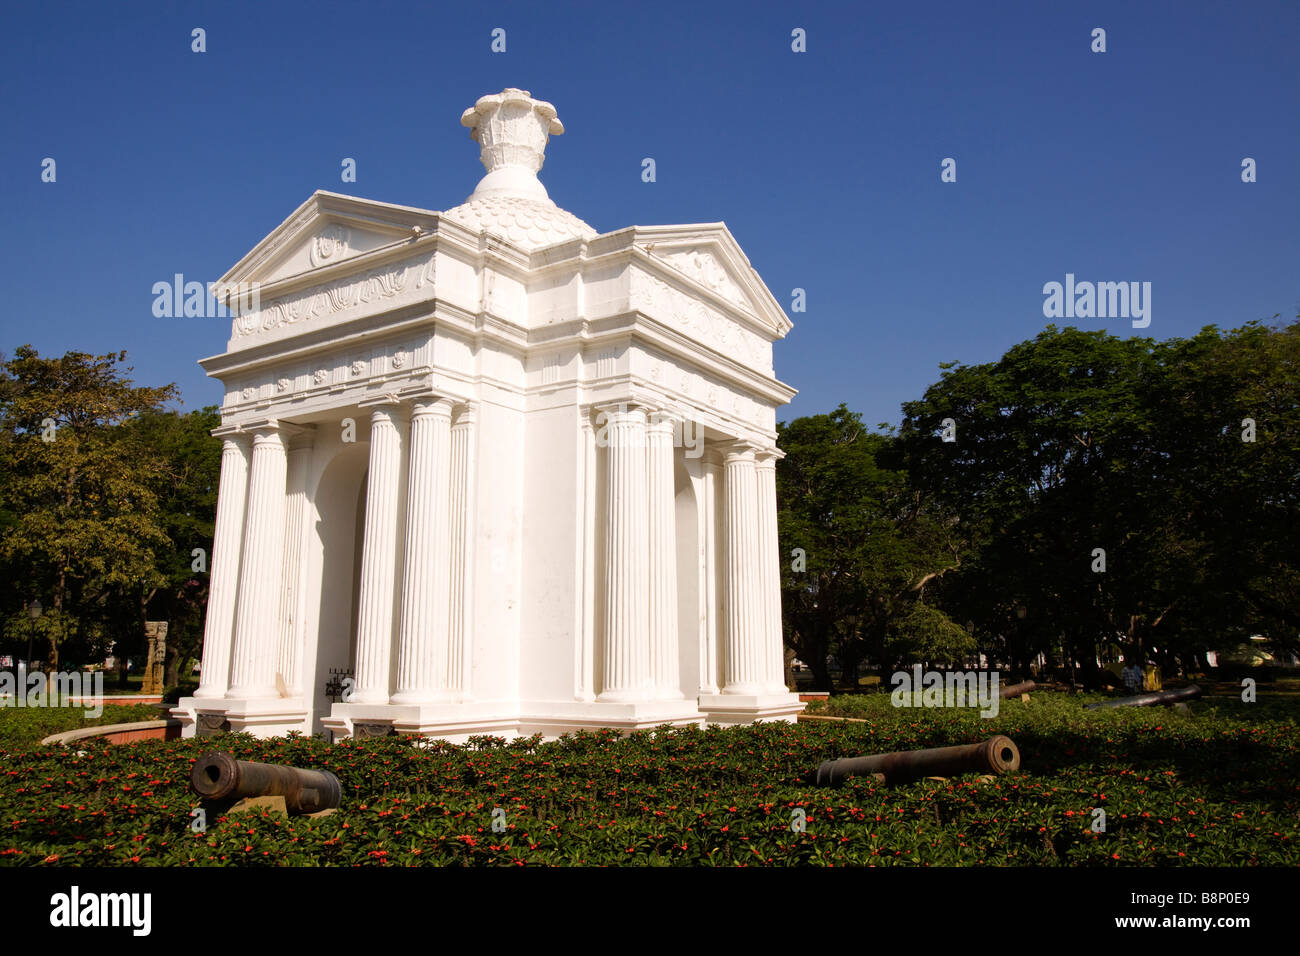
[1084,684,1202,710]
[190,751,342,814]
[812,735,1020,787]
[999,680,1037,698]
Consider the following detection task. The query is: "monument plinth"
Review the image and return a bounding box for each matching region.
[174,88,802,742]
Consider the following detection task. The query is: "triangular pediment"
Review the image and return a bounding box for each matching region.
[634,225,793,338]
[217,190,442,292]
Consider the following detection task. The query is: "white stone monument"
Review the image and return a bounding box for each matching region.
[173,88,803,741]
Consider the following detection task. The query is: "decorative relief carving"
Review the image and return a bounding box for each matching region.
[633,271,769,371]
[309,225,352,268]
[650,247,747,311]
[226,339,426,409]
[237,254,436,337]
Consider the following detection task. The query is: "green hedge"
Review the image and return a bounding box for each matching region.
[0,692,1295,866]
[0,704,162,750]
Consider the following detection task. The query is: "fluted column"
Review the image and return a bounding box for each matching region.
[393,398,453,704]
[227,426,289,698]
[448,403,477,698]
[755,449,786,692]
[647,410,682,697]
[195,434,250,698]
[699,450,723,695]
[277,432,314,697]
[351,405,405,705]
[722,442,764,694]
[598,403,651,701]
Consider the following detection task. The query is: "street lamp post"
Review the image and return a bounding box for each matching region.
[26,599,42,668]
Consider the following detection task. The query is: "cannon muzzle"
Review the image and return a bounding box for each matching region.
[1084,684,1202,710]
[191,751,342,814]
[812,735,1021,787]
[999,680,1037,698]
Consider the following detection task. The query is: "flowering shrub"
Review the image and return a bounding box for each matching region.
[0,694,1295,866]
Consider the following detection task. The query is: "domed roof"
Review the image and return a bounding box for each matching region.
[442,195,597,250]
[444,88,597,251]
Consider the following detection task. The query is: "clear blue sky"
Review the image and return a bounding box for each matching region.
[3,0,1297,429]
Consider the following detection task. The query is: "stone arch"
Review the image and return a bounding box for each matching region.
[307,442,369,733]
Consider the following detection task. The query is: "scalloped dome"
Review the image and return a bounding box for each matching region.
[442,194,597,250]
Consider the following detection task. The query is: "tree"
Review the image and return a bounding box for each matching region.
[124,406,221,686]
[884,600,976,668]
[776,405,965,690]
[894,320,1300,678]
[0,347,177,670]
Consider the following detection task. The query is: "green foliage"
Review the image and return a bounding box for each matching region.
[0,704,159,749]
[0,347,178,669]
[892,319,1300,676]
[777,404,964,689]
[884,601,975,667]
[0,696,1294,866]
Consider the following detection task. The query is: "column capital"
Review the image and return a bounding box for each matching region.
[452,401,478,427]
[646,408,685,433]
[592,400,650,422]
[211,423,247,441]
[754,446,785,468]
[410,396,455,420]
[363,404,404,427]
[720,439,762,463]
[286,424,317,452]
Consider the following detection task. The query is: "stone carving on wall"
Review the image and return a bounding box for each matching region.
[650,247,747,311]
[309,225,352,268]
[237,254,436,338]
[633,271,770,372]
[226,338,429,411]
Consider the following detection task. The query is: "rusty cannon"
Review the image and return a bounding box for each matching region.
[1084,684,1202,710]
[999,680,1037,698]
[810,735,1021,788]
[1085,684,1202,710]
[190,750,342,814]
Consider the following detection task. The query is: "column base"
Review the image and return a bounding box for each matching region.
[698,691,806,726]
[324,700,516,744]
[521,697,706,734]
[173,696,310,738]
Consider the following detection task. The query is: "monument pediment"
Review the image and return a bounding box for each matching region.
[635,226,793,340]
[217,190,440,293]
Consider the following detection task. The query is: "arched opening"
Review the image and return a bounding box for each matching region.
[308,443,369,734]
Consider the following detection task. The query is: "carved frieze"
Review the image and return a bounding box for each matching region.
[236,253,436,338]
[649,247,747,311]
[632,270,770,372]
[223,336,432,411]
